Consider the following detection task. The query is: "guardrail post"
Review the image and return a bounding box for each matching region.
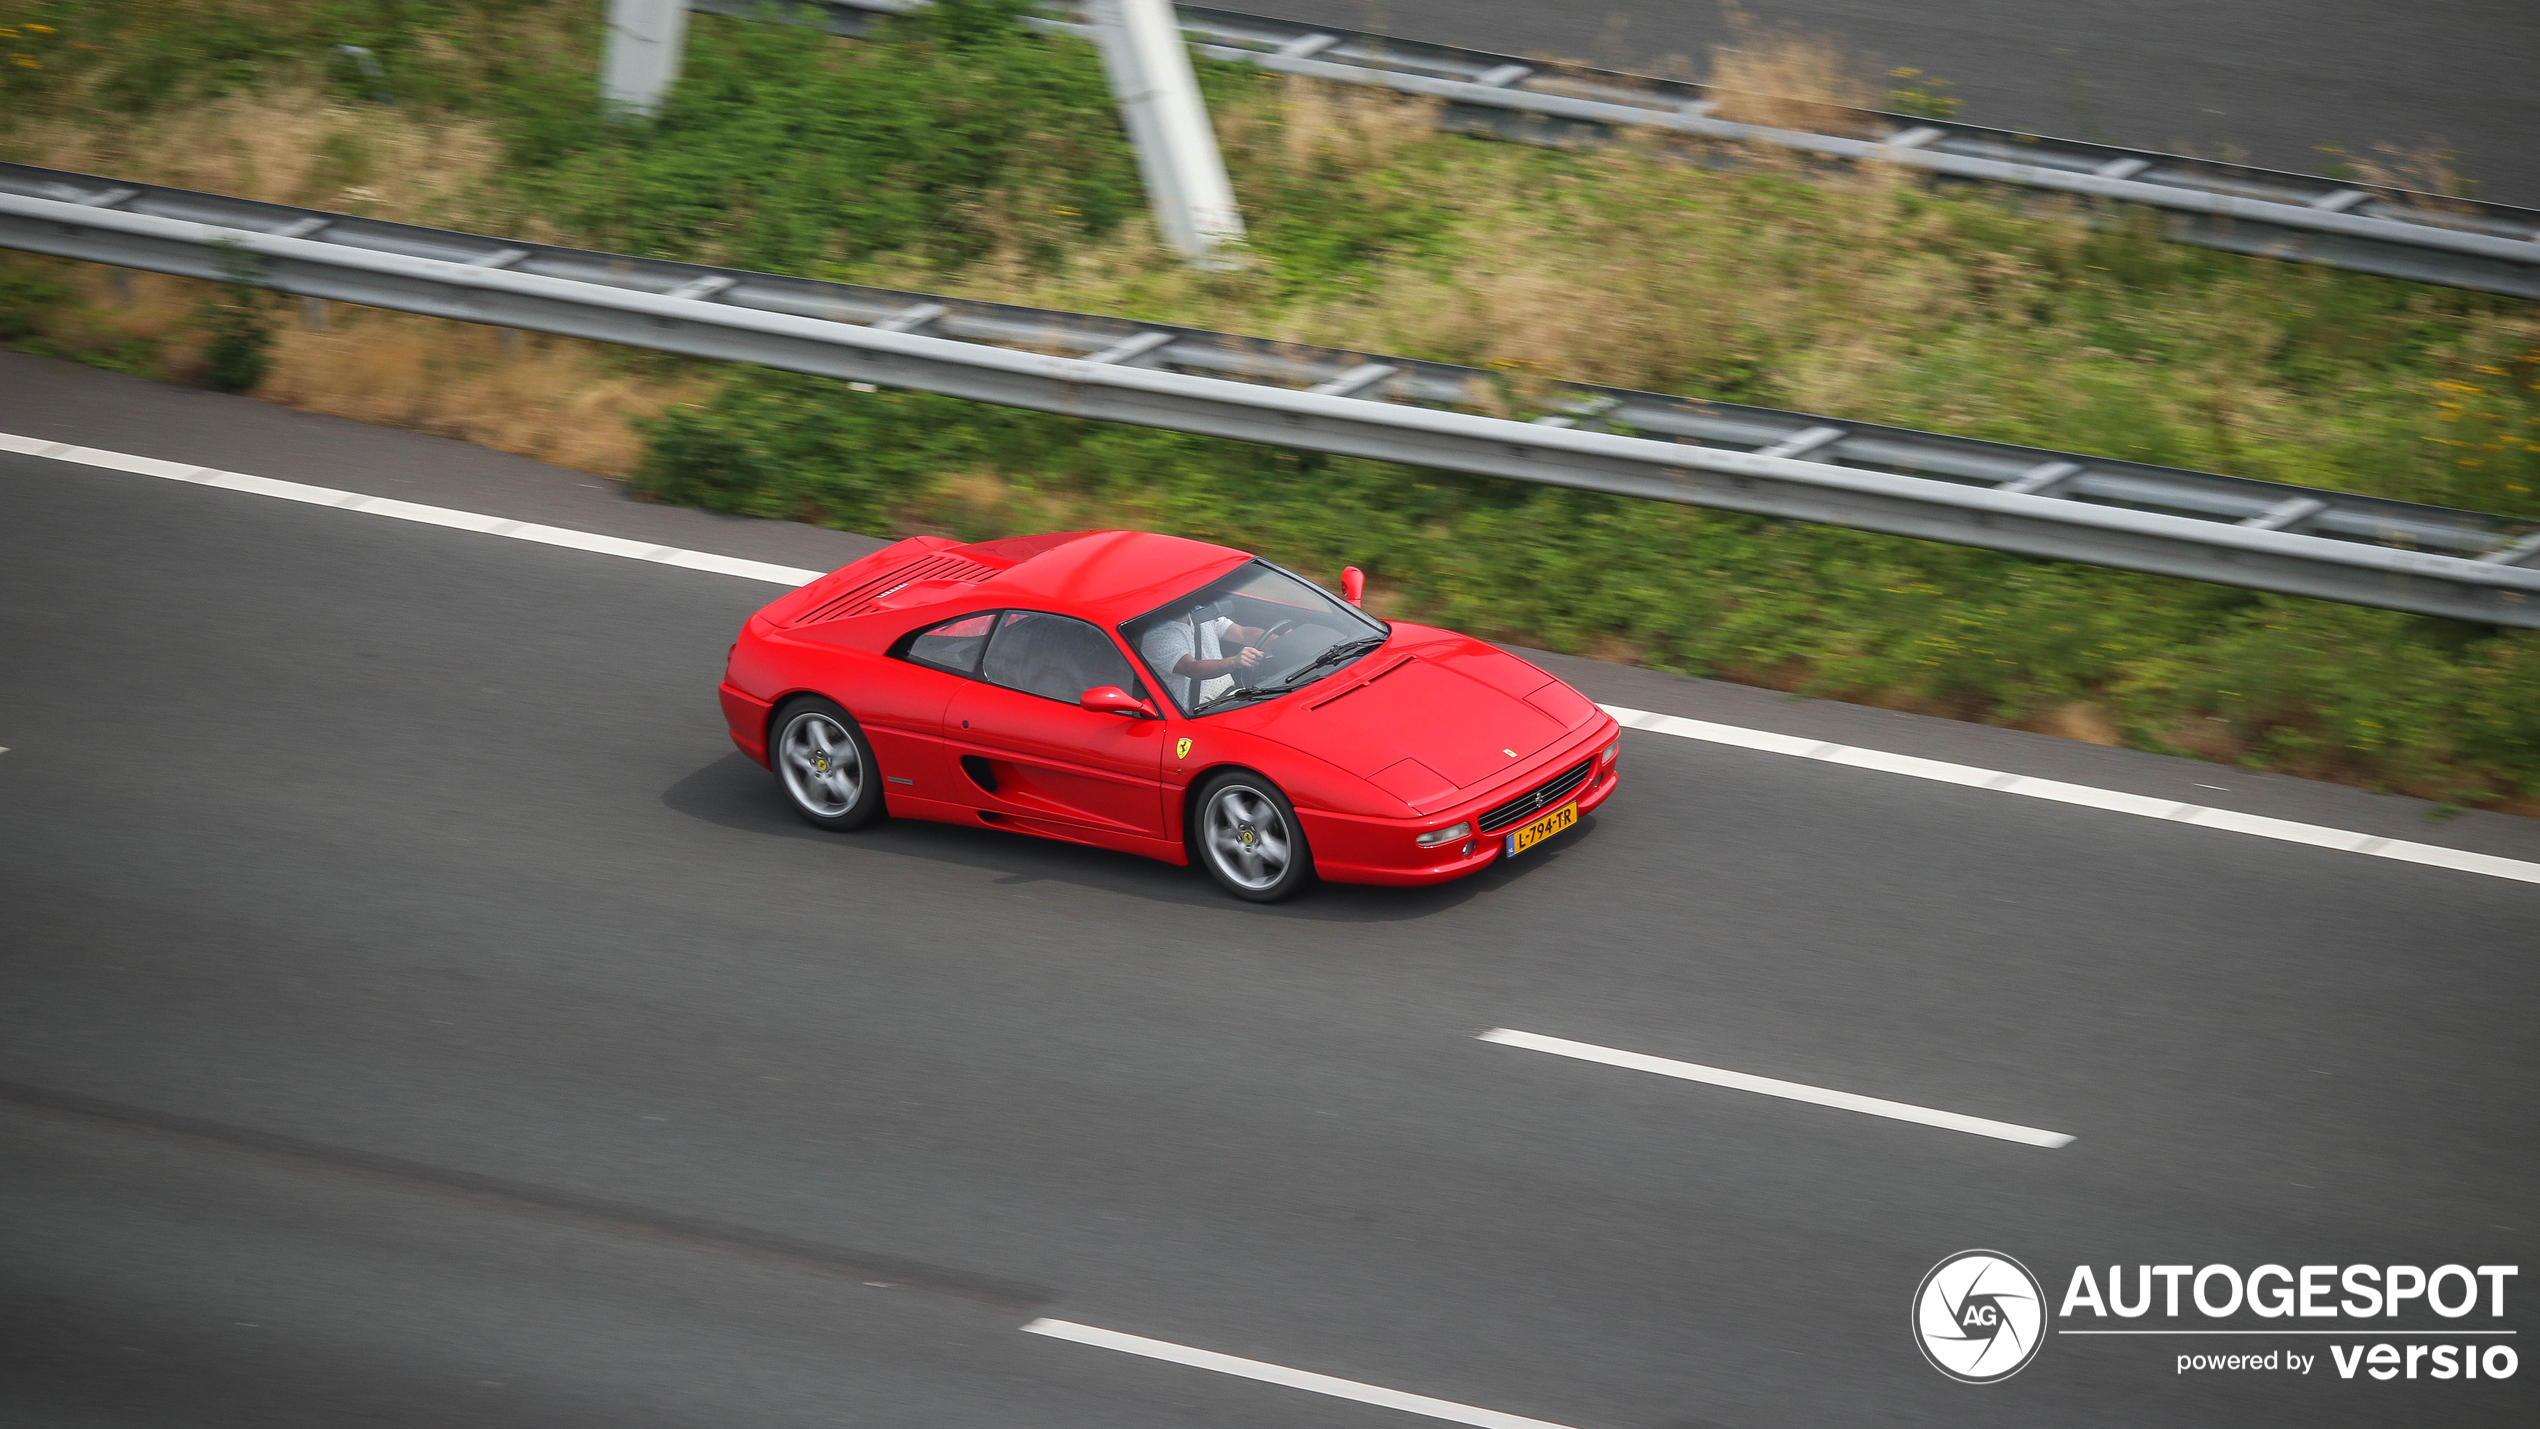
[1084,0,1245,268]
[601,0,690,119]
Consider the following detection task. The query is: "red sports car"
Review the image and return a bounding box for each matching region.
[717,530,1620,901]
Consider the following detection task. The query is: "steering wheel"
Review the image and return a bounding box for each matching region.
[1223,620,1302,692]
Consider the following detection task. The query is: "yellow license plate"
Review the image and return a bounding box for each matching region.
[1504,801,1576,856]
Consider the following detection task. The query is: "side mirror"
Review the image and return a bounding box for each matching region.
[1340,566,1366,607]
[1080,685,1156,718]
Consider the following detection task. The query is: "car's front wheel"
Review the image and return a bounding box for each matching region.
[1194,771,1313,902]
[772,697,884,831]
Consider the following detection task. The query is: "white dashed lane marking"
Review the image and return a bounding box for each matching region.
[1021,1319,1583,1429]
[1480,1029,2076,1148]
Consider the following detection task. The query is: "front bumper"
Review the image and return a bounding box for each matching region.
[1301,716,1622,886]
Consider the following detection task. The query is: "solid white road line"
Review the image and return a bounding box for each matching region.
[0,433,828,588]
[16,430,2540,887]
[1480,1028,2076,1148]
[1020,1319,1583,1429]
[1599,705,2540,887]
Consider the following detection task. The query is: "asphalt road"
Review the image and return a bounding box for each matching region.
[1252,1,2540,207]
[3,360,2537,1427]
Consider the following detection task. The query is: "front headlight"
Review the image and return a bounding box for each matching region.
[1601,740,1619,764]
[1415,821,1472,847]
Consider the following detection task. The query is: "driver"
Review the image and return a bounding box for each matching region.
[1141,603,1275,710]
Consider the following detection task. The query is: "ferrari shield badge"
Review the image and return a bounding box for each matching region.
[1176,738,1193,760]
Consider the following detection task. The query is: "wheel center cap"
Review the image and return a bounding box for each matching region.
[812,755,830,774]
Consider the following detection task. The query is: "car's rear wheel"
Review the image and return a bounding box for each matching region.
[772,697,884,831]
[1194,771,1313,903]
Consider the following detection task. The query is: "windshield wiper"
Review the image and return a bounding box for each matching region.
[1260,635,1387,691]
[1188,685,1265,714]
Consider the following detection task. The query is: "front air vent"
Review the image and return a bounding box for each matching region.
[1306,654,1416,709]
[1476,760,1593,833]
[790,553,1000,625]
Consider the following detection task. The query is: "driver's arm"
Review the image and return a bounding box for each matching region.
[1175,649,1264,677]
[1170,616,1266,678]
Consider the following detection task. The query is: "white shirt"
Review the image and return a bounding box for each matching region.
[1141,615,1235,710]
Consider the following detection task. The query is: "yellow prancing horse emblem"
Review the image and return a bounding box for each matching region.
[1503,748,1518,757]
[1176,738,1193,760]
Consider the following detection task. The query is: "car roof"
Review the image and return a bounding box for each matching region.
[965,530,1252,626]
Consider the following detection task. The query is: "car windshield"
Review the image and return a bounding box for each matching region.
[1122,560,1390,716]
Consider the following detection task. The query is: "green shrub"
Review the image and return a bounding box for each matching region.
[196,239,274,392]
[500,1,1143,272]
[0,264,69,342]
[0,1,467,117]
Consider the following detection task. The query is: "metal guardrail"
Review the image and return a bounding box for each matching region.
[3,165,2535,626]
[723,0,2540,299]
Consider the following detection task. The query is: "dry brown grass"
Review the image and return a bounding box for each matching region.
[1278,150,1934,401]
[47,260,699,475]
[2157,713,2252,765]
[1262,73,1441,173]
[258,316,704,475]
[1,86,502,223]
[2344,141,2482,217]
[1702,6,1876,137]
[2027,701,2125,747]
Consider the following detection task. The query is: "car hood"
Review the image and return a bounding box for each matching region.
[1236,631,1585,797]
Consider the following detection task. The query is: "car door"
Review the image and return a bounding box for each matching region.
[943,610,1167,839]
[858,609,999,804]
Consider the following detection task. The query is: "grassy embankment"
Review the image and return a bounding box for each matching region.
[4,0,2538,809]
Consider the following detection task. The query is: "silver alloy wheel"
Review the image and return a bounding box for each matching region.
[779,710,863,817]
[1202,782,1292,891]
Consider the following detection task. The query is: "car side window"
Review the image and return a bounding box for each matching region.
[980,610,1145,704]
[905,612,998,676]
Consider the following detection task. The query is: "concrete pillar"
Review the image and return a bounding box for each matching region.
[600,0,690,119]
[1085,0,1246,267]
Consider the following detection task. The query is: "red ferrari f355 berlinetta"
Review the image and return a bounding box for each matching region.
[718,530,1620,901]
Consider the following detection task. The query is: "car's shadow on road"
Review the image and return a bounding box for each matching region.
[660,753,1595,924]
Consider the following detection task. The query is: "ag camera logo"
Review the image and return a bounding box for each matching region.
[1914,1250,2047,1383]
